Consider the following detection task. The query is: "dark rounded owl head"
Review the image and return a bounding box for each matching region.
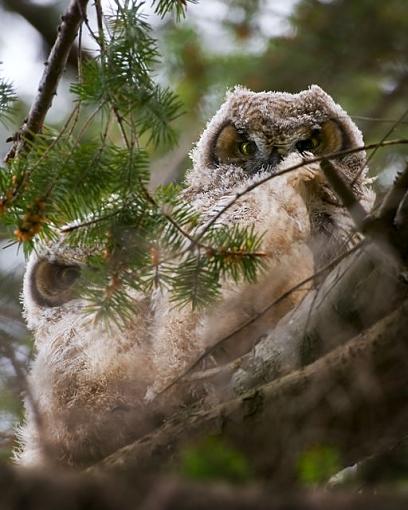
[187,85,367,193]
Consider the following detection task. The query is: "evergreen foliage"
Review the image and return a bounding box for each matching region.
[0,0,265,323]
[0,77,15,126]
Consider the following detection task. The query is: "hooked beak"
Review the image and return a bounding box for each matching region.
[267,148,282,172]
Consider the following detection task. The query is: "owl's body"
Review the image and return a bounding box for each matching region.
[17,86,374,467]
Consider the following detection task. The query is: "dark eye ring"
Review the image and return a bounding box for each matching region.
[238,140,256,157]
[30,259,81,307]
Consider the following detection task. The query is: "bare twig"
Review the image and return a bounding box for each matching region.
[194,139,408,244]
[366,108,408,165]
[351,114,408,124]
[4,0,90,162]
[351,107,408,186]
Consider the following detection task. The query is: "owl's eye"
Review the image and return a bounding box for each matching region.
[295,121,345,155]
[213,123,257,165]
[295,130,321,153]
[238,141,257,157]
[30,259,81,307]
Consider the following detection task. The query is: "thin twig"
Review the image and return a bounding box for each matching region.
[366,109,408,166]
[350,108,408,187]
[193,139,408,245]
[351,114,408,124]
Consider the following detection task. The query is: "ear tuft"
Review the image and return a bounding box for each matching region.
[226,85,252,101]
[307,84,334,103]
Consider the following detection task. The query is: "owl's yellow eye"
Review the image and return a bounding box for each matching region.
[238,141,256,157]
[213,124,257,165]
[295,133,320,153]
[295,121,344,155]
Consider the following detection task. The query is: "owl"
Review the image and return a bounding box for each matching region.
[16,85,374,467]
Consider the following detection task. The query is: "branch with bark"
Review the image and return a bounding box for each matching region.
[4,0,89,161]
[2,466,408,510]
[90,300,408,484]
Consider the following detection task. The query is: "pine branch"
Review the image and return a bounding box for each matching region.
[0,78,16,126]
[4,0,90,162]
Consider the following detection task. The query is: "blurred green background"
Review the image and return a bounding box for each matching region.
[0,0,407,472]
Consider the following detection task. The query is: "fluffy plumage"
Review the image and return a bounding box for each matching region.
[16,85,374,467]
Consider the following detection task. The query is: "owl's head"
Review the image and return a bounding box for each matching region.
[188,85,367,192]
[22,241,88,333]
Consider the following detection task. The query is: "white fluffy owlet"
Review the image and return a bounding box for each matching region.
[17,85,374,467]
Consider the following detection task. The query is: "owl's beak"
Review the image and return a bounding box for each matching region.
[267,149,282,171]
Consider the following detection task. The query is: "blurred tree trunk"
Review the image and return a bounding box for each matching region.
[2,465,408,510]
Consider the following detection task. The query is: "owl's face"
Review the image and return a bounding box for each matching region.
[188,85,366,191]
[212,118,343,175]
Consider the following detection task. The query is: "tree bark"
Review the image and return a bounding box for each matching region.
[5,0,89,161]
[231,240,408,395]
[89,301,408,484]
